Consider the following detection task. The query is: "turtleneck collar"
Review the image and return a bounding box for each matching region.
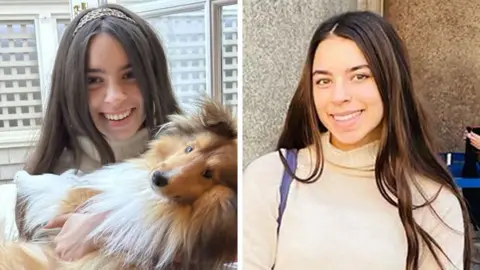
[320,131,379,171]
[77,128,150,164]
[298,132,379,175]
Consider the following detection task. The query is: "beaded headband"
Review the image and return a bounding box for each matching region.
[73,7,136,36]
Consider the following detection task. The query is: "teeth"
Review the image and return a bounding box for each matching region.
[104,109,132,121]
[333,111,362,121]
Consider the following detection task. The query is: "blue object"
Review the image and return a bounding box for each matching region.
[439,152,480,188]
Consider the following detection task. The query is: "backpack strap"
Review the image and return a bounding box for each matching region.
[276,149,298,234]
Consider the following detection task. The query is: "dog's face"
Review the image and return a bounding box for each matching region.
[141,98,237,205]
[144,132,237,203]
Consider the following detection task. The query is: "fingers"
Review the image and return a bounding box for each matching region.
[54,234,77,262]
[467,132,480,150]
[467,132,480,142]
[44,213,72,229]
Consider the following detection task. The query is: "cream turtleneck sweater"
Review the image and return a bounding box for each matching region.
[243,132,464,270]
[54,128,150,174]
[17,128,150,240]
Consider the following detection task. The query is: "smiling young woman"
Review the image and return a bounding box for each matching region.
[15,3,181,262]
[243,11,472,270]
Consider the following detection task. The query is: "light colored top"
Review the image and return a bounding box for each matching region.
[16,128,150,239]
[243,132,464,270]
[54,128,150,174]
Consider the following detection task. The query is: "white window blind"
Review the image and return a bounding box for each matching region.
[221,4,237,116]
[0,21,43,132]
[147,10,208,112]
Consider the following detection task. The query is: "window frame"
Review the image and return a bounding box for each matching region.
[0,1,70,149]
[111,0,238,107]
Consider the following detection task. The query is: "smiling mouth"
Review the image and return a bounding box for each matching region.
[103,108,134,121]
[331,110,364,121]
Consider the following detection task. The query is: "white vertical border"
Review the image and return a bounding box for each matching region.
[235,0,242,267]
[210,0,236,102]
[210,1,240,267]
[204,1,213,98]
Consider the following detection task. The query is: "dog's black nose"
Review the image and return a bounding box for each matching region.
[152,171,168,187]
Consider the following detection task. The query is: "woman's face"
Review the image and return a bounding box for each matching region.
[87,33,145,141]
[312,35,383,151]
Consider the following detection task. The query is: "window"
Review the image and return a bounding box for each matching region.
[0,21,42,131]
[57,19,70,41]
[116,0,239,116]
[146,9,208,110]
[220,4,238,116]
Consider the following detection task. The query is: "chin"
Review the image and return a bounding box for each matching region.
[329,130,375,150]
[7,97,238,270]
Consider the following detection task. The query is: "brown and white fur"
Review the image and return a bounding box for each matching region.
[2,98,237,270]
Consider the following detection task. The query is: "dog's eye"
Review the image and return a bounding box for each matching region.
[202,169,213,179]
[185,146,194,153]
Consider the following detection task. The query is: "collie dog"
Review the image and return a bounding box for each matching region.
[3,98,237,270]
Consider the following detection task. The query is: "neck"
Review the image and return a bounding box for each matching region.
[77,128,150,164]
[318,131,379,171]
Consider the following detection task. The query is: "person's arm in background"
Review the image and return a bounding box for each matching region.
[243,153,281,270]
[463,130,480,160]
[466,131,480,160]
[466,132,480,151]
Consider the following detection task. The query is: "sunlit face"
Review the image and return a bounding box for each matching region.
[87,33,145,141]
[312,35,383,151]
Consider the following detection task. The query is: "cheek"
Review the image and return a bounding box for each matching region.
[359,83,384,122]
[88,90,104,117]
[128,85,144,111]
[312,89,330,121]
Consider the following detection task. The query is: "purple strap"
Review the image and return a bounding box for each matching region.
[276,149,297,234]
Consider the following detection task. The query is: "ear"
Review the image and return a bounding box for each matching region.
[155,96,237,139]
[184,186,237,268]
[197,98,237,140]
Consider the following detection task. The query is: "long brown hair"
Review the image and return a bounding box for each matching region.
[277,11,472,270]
[26,4,181,175]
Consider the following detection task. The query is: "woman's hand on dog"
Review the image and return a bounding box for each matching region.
[44,212,107,261]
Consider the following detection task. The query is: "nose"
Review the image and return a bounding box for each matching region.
[331,80,351,104]
[152,171,168,187]
[104,83,126,104]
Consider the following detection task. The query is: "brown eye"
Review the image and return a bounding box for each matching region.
[185,146,193,153]
[202,169,213,179]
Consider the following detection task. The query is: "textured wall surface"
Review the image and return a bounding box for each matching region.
[385,0,480,153]
[242,0,357,166]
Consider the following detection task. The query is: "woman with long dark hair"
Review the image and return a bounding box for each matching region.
[15,3,180,261]
[243,11,471,270]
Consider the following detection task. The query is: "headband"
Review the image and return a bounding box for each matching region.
[73,7,136,36]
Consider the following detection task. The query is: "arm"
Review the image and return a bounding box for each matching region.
[418,187,465,270]
[243,154,281,270]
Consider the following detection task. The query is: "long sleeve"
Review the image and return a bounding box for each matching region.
[243,153,283,270]
[417,185,465,270]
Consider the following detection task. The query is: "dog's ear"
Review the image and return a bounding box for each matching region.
[197,97,237,139]
[184,186,237,269]
[155,96,237,139]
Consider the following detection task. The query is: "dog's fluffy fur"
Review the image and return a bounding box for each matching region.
[1,98,237,270]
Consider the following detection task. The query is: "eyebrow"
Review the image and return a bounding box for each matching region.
[87,63,132,73]
[312,64,370,76]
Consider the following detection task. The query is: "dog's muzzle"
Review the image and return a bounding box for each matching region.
[152,171,168,187]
